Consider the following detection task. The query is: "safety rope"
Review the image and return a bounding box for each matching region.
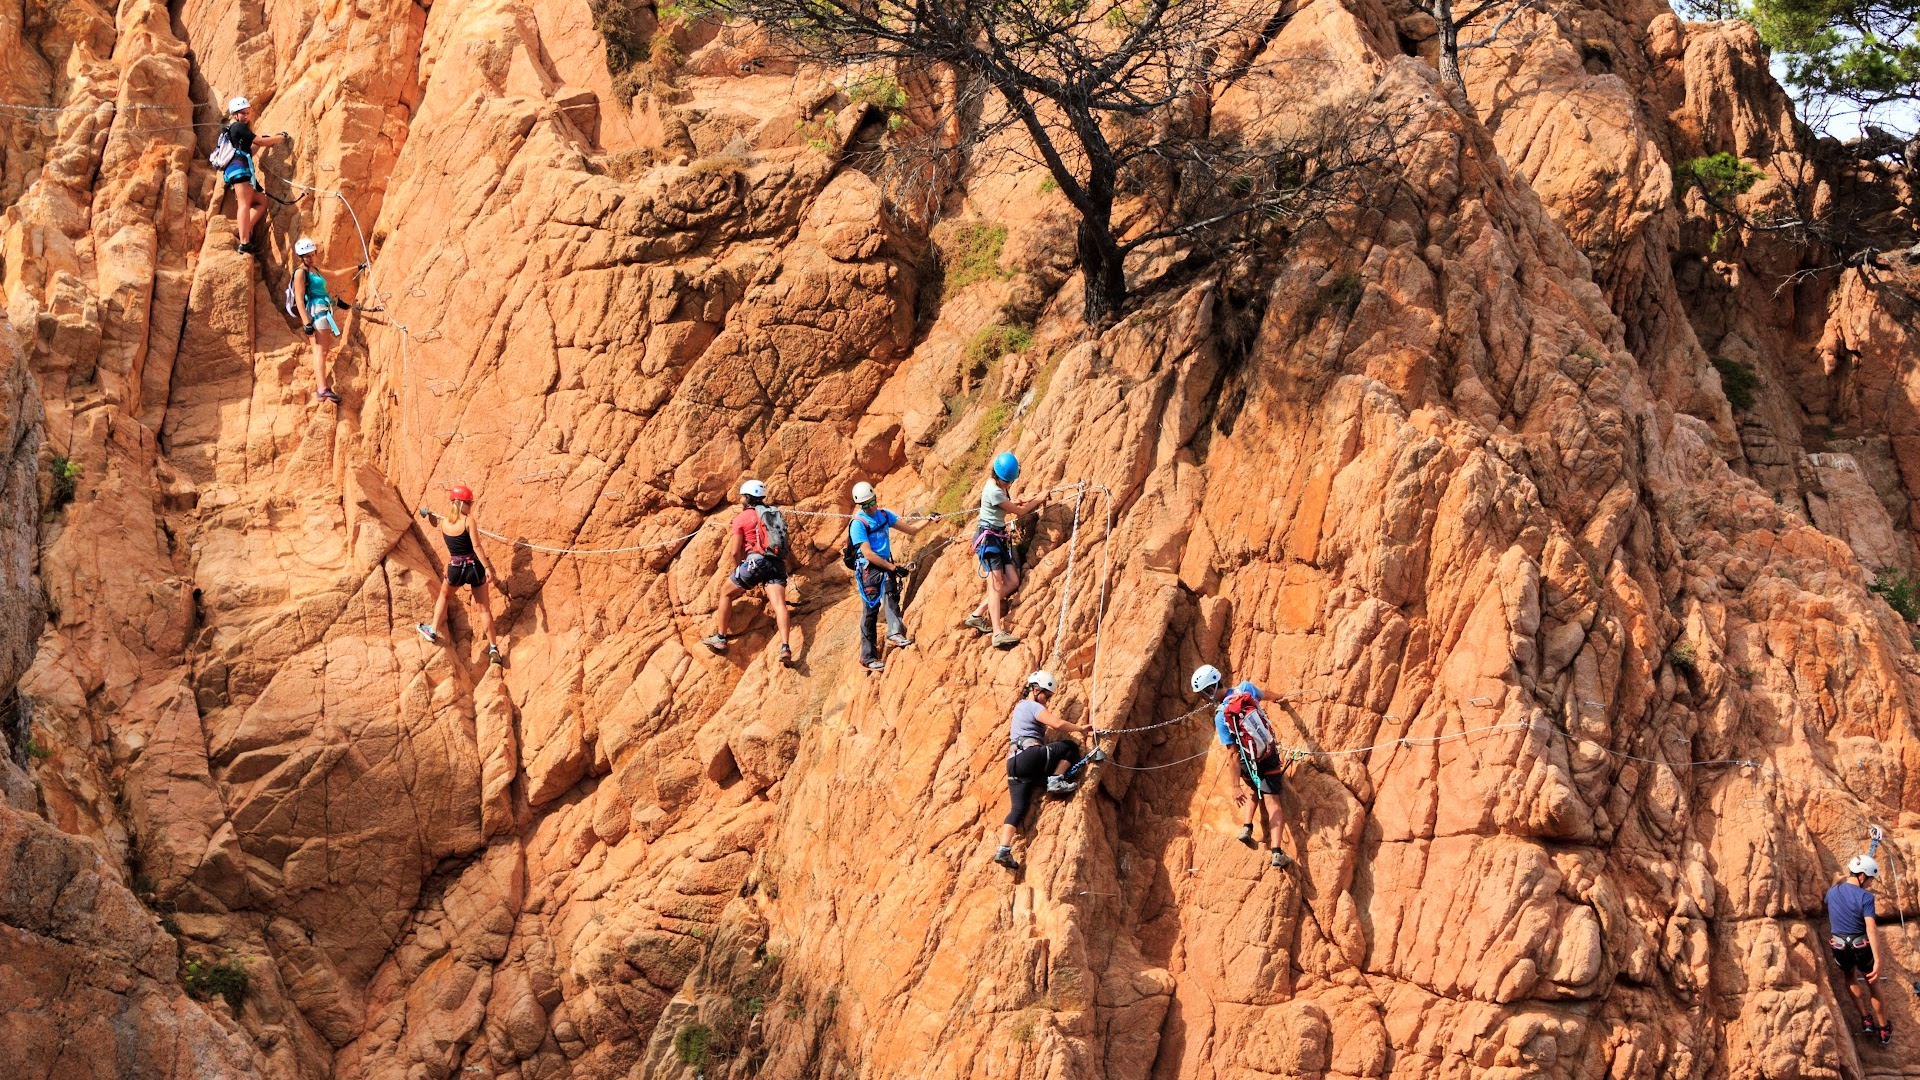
[258,167,386,312]
[1049,482,1087,670]
[474,523,707,557]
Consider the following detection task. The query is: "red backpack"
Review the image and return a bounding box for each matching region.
[1221,690,1276,761]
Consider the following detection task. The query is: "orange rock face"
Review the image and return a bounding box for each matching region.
[4,0,1920,1076]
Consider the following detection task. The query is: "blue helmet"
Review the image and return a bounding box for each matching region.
[991,452,1020,482]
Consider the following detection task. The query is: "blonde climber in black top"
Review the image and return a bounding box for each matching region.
[416,483,503,664]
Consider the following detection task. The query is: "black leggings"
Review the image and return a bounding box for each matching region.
[1004,740,1081,827]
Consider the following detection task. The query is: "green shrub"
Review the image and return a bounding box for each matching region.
[1710,357,1758,411]
[674,1024,714,1066]
[936,402,1014,515]
[183,954,250,1014]
[1676,152,1763,202]
[48,455,80,509]
[965,323,1033,368]
[943,223,1010,296]
[848,75,907,111]
[24,738,51,760]
[1871,568,1920,623]
[1669,638,1698,675]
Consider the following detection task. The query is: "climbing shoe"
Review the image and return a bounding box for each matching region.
[1863,1018,1879,1037]
[886,634,914,649]
[963,614,991,634]
[1046,775,1077,796]
[1880,1022,1893,1047]
[1236,823,1255,844]
[992,846,1019,871]
[864,658,885,672]
[700,634,728,654]
[416,623,438,644]
[487,644,503,665]
[991,631,1020,649]
[316,387,342,403]
[779,643,794,666]
[1270,849,1293,870]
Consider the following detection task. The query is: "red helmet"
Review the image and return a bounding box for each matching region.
[448,483,473,502]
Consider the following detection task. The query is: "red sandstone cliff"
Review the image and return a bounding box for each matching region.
[3,0,1920,1076]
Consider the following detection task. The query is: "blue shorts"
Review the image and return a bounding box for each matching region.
[223,161,255,186]
[729,553,787,590]
[308,303,340,336]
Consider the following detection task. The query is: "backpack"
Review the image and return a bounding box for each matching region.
[1221,690,1276,761]
[840,537,860,570]
[754,505,790,559]
[283,277,302,321]
[209,128,236,168]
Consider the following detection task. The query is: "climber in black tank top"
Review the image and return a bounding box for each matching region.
[415,483,504,664]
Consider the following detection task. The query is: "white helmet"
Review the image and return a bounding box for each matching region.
[1191,664,1222,694]
[293,237,317,256]
[1026,670,1056,693]
[851,481,876,504]
[228,96,251,113]
[739,479,767,499]
[1850,855,1880,878]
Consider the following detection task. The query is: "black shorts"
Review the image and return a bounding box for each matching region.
[1240,751,1285,796]
[447,557,486,588]
[730,553,787,589]
[1832,938,1876,976]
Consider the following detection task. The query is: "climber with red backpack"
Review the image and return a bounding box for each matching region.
[703,480,795,666]
[211,97,289,255]
[846,481,927,672]
[1193,664,1293,869]
[415,484,504,664]
[288,237,354,403]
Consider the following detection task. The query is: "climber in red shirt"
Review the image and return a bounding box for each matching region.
[703,480,794,666]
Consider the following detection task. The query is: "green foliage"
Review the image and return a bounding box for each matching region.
[48,455,80,510]
[1669,638,1699,675]
[936,403,1015,515]
[1750,0,1920,116]
[943,223,1011,296]
[1711,356,1759,411]
[673,1024,713,1066]
[965,323,1034,368]
[1871,568,1920,622]
[1676,152,1764,203]
[183,954,250,1014]
[24,738,51,760]
[1038,175,1058,194]
[848,75,907,111]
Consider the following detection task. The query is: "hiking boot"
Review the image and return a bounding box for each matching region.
[416,623,438,644]
[1046,775,1077,796]
[991,631,1020,649]
[1236,823,1255,844]
[1270,849,1293,870]
[779,644,794,666]
[487,644,503,665]
[886,634,914,649]
[963,614,991,634]
[864,658,885,672]
[992,846,1020,871]
[700,634,728,654]
[1880,1022,1893,1047]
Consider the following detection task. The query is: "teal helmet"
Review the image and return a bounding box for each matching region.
[991,452,1020,482]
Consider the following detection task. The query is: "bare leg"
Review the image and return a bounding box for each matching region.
[714,579,744,637]
[235,184,259,243]
[430,577,451,637]
[472,580,499,648]
[987,566,1021,632]
[1866,979,1889,1028]
[1262,791,1286,851]
[765,582,791,648]
[310,328,334,393]
[998,822,1017,848]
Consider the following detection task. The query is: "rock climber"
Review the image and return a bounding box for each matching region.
[962,452,1047,650]
[1193,664,1293,869]
[218,97,288,255]
[994,670,1097,871]
[291,237,347,403]
[415,484,503,664]
[703,480,794,666]
[1827,854,1892,1046]
[849,480,925,672]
